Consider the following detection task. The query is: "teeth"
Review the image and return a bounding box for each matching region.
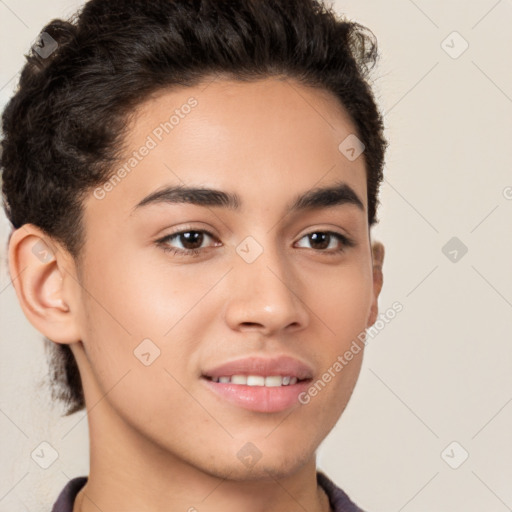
[246,375,265,386]
[231,375,247,385]
[212,375,299,387]
[264,376,283,387]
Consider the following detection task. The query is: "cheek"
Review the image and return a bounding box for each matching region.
[314,261,373,339]
[75,247,218,408]
[77,277,202,437]
[77,242,199,342]
[301,262,372,410]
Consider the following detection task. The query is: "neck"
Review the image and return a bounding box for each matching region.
[73,403,331,512]
[76,475,331,512]
[75,447,331,512]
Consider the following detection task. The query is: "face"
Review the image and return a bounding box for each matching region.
[70,77,377,480]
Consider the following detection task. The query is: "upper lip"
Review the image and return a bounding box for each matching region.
[202,355,314,380]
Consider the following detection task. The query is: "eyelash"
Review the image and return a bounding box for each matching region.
[156,228,355,258]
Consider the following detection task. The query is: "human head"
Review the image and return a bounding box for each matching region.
[1,0,387,419]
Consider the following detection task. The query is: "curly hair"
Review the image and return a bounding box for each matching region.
[1,0,388,415]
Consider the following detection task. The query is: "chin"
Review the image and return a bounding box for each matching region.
[199,444,315,482]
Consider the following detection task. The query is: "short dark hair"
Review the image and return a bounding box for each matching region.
[1,0,388,415]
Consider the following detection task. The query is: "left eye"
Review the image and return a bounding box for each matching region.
[295,231,353,253]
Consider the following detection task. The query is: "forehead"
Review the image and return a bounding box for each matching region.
[85,77,368,217]
[131,76,361,153]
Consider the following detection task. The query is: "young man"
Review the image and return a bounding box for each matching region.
[2,0,387,510]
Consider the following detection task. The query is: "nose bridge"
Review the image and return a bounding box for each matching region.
[223,233,309,333]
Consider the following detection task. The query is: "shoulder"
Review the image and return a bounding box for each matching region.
[317,471,368,512]
[51,476,88,512]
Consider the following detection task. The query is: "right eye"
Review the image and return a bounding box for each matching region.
[156,229,221,257]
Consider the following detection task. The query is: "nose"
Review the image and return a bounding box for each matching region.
[223,240,310,336]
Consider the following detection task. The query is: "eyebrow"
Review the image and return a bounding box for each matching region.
[133,180,364,214]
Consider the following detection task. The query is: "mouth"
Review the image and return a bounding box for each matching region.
[201,355,314,413]
[203,374,308,387]
[201,376,312,413]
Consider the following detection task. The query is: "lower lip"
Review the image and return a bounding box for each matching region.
[202,377,311,413]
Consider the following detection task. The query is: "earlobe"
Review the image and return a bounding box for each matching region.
[367,241,385,327]
[8,225,81,344]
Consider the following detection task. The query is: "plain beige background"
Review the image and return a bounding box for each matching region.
[1,1,511,511]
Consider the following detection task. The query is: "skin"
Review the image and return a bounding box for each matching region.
[9,76,384,512]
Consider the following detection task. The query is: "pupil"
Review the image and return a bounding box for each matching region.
[182,231,203,249]
[310,232,329,250]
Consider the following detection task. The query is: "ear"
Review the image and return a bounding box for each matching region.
[367,241,384,327]
[8,224,81,344]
